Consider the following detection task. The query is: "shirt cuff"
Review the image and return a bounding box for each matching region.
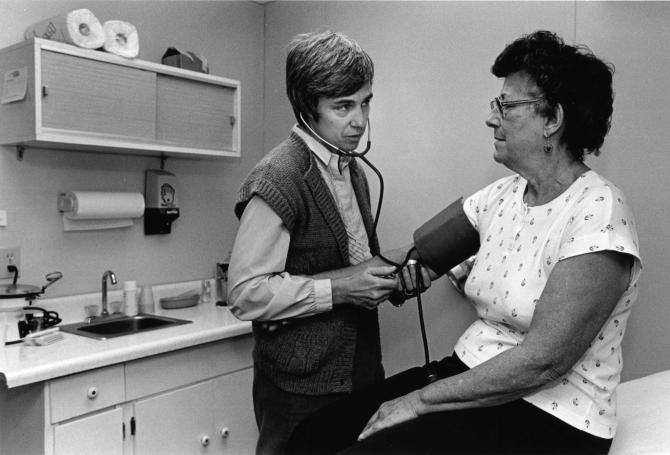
[313,278,333,312]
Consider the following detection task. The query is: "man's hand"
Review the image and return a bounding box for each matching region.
[332,266,398,309]
[358,390,424,440]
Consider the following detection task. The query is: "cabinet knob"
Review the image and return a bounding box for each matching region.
[201,435,210,447]
[87,386,98,399]
[220,427,230,438]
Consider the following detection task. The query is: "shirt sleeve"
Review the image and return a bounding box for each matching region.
[558,185,641,263]
[227,196,332,321]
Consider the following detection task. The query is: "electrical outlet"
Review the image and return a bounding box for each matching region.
[0,247,21,279]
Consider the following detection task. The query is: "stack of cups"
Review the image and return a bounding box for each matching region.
[123,281,138,316]
[139,285,155,314]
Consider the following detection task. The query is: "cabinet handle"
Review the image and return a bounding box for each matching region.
[87,386,98,399]
[220,427,230,439]
[42,85,48,97]
[201,435,211,446]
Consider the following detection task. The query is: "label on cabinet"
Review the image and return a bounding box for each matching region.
[1,67,27,104]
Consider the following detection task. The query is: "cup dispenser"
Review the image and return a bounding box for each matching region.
[144,169,180,235]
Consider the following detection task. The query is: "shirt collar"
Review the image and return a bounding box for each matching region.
[293,125,351,173]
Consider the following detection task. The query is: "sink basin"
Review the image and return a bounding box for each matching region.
[59,314,191,340]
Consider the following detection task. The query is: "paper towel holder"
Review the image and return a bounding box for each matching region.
[57,192,75,212]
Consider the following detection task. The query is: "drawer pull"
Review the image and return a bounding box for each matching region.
[87,386,98,399]
[220,427,230,438]
[201,435,211,446]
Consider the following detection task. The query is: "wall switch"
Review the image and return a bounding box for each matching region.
[0,210,7,226]
[0,247,20,279]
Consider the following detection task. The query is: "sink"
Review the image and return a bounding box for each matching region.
[59,314,191,340]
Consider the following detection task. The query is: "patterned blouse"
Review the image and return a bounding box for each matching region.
[456,170,642,438]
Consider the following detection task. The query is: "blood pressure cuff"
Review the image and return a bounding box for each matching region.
[412,197,480,275]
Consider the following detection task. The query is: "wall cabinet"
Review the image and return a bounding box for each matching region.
[0,335,257,455]
[0,38,240,158]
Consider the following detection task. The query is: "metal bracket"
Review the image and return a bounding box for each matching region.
[16,145,25,161]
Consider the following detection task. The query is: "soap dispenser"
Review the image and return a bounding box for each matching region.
[144,169,180,235]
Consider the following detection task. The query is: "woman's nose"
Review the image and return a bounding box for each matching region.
[485,111,500,128]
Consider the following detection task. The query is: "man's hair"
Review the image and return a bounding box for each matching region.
[286,30,374,125]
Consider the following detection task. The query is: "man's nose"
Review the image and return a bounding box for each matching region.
[350,108,367,128]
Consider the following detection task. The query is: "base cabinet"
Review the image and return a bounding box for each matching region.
[133,369,256,455]
[53,407,124,455]
[0,335,256,455]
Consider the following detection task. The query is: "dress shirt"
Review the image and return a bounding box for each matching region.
[228,126,372,322]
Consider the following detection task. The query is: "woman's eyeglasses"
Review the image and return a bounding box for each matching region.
[490,96,544,119]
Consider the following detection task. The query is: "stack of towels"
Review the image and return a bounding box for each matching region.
[24,8,139,58]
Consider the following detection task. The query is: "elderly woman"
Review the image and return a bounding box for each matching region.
[287,30,641,455]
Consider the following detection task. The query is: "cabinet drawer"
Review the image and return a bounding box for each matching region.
[125,335,253,400]
[49,364,125,423]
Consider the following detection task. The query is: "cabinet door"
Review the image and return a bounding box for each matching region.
[212,368,258,454]
[156,74,237,151]
[41,50,156,140]
[53,406,124,455]
[133,381,214,455]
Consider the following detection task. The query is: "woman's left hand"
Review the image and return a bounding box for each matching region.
[358,390,423,441]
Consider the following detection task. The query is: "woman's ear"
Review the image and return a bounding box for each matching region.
[544,102,564,138]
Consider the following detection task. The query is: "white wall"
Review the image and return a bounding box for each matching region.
[0,1,265,295]
[576,2,670,380]
[264,1,670,381]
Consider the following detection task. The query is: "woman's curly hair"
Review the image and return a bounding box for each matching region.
[491,30,615,161]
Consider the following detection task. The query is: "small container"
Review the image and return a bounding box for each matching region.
[139,285,155,313]
[109,301,123,314]
[200,280,212,304]
[216,262,229,305]
[123,281,138,316]
[84,304,99,320]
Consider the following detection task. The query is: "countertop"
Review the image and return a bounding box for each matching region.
[0,280,252,389]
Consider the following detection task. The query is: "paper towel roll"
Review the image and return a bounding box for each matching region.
[64,191,145,219]
[102,20,139,58]
[24,9,105,49]
[60,191,145,232]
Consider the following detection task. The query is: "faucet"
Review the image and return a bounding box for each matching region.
[101,270,117,317]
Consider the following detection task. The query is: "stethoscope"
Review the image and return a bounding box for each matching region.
[300,113,438,383]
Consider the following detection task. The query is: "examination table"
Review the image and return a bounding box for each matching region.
[609,369,670,454]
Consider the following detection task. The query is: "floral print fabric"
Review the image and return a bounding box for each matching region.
[456,170,641,438]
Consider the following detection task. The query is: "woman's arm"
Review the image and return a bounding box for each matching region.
[359,250,632,439]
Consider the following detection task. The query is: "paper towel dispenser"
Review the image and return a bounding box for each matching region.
[144,169,179,235]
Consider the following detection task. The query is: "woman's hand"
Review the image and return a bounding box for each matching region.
[399,261,432,296]
[358,390,424,441]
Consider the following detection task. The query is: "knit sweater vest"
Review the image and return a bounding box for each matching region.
[235,132,384,395]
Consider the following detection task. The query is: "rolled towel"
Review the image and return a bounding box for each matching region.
[24,9,105,49]
[102,20,139,58]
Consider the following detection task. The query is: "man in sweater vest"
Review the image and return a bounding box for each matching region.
[228,30,401,454]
